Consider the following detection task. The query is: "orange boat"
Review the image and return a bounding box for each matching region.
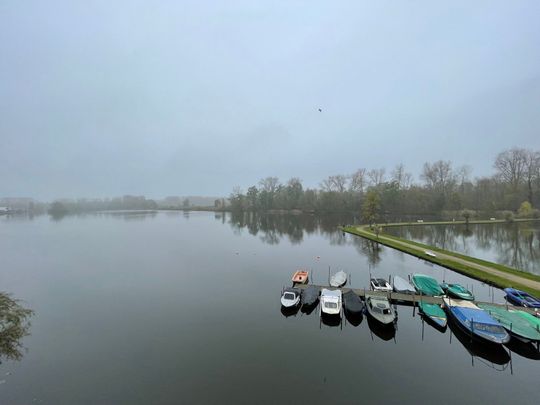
[291,270,309,284]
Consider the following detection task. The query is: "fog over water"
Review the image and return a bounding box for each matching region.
[2,1,540,199]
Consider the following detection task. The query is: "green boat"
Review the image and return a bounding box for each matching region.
[418,301,447,328]
[477,304,540,343]
[412,274,444,296]
[513,310,540,331]
[441,283,474,301]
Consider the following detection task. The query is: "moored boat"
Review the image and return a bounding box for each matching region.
[370,278,391,292]
[504,288,540,308]
[418,301,447,329]
[392,275,415,294]
[365,294,395,325]
[477,303,540,343]
[301,285,319,307]
[412,274,444,296]
[329,270,348,287]
[342,290,364,316]
[441,283,474,301]
[443,298,510,344]
[512,310,540,331]
[320,288,342,317]
[280,287,301,308]
[291,269,309,284]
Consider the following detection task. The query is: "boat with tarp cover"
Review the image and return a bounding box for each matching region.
[418,301,447,329]
[504,288,540,308]
[329,271,348,287]
[392,275,415,294]
[300,285,319,308]
[443,298,510,344]
[441,283,474,301]
[412,274,444,297]
[513,310,540,331]
[477,303,540,343]
[343,290,364,316]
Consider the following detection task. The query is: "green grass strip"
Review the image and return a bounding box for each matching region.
[343,224,540,297]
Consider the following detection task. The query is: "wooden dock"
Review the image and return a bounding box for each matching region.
[293,283,540,314]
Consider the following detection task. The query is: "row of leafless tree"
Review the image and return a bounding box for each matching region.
[229,147,540,215]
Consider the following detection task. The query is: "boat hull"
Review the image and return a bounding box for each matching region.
[365,296,395,325]
[418,302,447,329]
[280,297,300,308]
[343,290,364,316]
[445,305,510,345]
[291,270,309,284]
[504,288,540,308]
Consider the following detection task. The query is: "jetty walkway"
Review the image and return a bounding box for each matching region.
[294,284,539,315]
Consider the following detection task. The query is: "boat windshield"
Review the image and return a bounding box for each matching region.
[372,307,382,314]
[284,293,296,300]
[325,302,338,309]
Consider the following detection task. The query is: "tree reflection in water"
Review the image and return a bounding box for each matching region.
[386,222,540,274]
[0,292,33,362]
[226,212,356,246]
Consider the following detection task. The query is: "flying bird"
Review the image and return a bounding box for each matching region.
[318,108,322,112]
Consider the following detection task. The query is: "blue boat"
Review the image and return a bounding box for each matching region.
[504,288,540,308]
[443,298,510,344]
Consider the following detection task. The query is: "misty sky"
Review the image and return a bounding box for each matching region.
[1,1,540,200]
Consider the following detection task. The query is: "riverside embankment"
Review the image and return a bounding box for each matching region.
[343,220,540,296]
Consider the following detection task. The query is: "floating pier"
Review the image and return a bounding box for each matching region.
[293,283,539,315]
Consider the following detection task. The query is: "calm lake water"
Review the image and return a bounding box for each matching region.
[385,221,540,275]
[1,212,539,404]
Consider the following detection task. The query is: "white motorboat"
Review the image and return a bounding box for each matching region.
[370,278,391,292]
[329,270,348,287]
[320,288,342,316]
[280,287,301,308]
[365,294,396,325]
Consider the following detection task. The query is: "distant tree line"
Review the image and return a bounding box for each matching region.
[48,195,158,216]
[228,147,540,219]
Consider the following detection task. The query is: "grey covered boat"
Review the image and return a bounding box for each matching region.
[343,290,364,315]
[392,275,415,294]
[330,270,348,287]
[301,285,320,307]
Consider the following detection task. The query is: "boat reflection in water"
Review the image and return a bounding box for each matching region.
[300,302,318,316]
[280,305,300,318]
[367,315,396,342]
[344,310,363,327]
[320,313,342,328]
[505,339,540,361]
[448,317,511,370]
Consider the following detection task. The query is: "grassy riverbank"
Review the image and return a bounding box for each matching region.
[378,218,540,228]
[343,222,540,296]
